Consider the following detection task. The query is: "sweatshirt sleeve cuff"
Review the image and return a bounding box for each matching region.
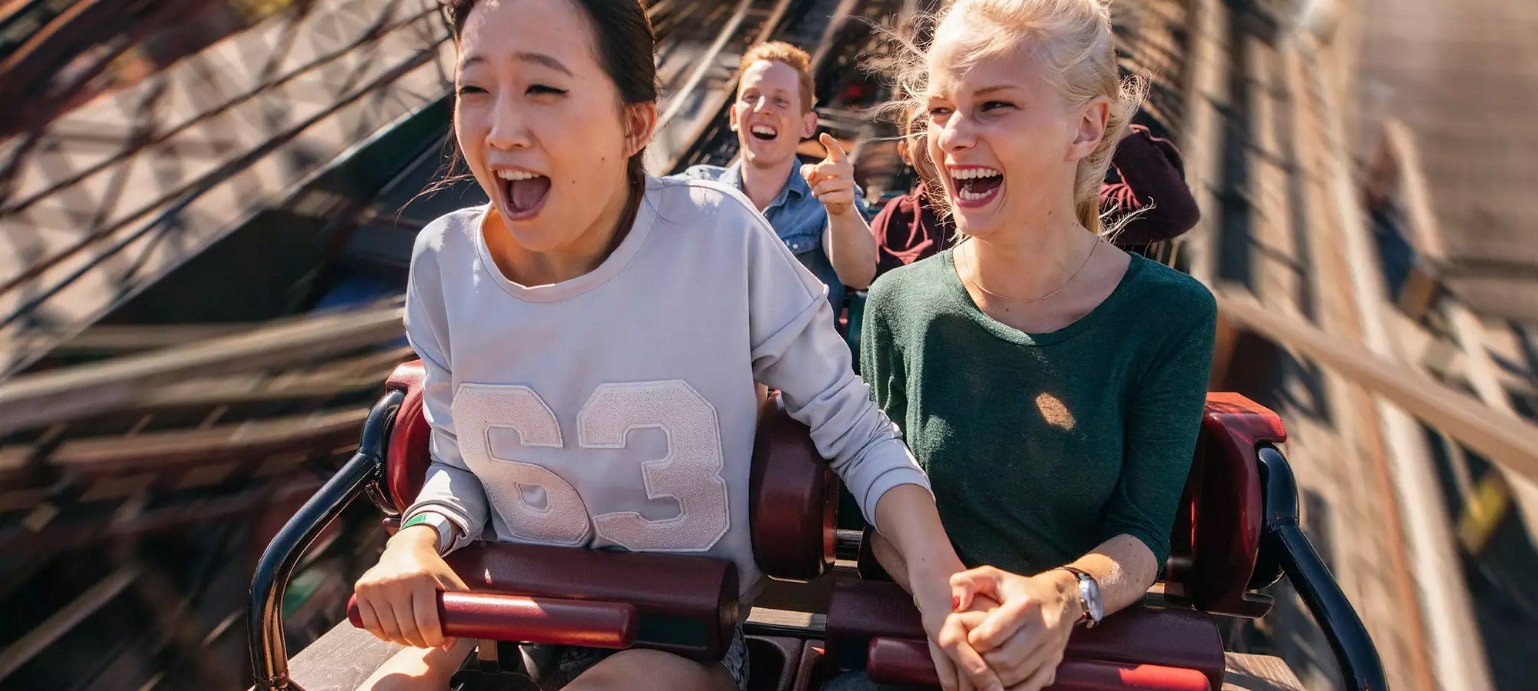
[404,503,480,553]
[859,467,934,532]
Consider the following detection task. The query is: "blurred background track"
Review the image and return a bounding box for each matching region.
[0,1,1534,689]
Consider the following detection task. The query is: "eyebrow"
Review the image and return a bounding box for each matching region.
[740,82,791,95]
[459,52,574,76]
[974,85,1021,96]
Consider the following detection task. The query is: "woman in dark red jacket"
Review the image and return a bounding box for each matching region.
[870,109,1199,279]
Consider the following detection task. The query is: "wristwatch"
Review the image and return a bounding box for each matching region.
[1058,566,1104,628]
[401,511,456,555]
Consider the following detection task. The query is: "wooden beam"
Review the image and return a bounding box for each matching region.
[1217,289,1538,486]
[654,0,755,131]
[0,567,139,682]
[1178,0,1229,287]
[0,304,403,434]
[1368,119,1450,322]
[47,324,266,354]
[48,407,369,471]
[1386,114,1538,548]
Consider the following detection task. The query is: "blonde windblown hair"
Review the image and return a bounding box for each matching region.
[883,0,1146,236]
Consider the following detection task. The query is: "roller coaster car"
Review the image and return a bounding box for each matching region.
[250,362,1387,691]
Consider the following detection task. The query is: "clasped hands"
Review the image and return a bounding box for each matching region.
[922,566,1082,691]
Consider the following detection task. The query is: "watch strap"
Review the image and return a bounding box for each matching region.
[1056,566,1101,628]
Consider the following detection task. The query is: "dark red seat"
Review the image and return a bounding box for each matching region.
[360,362,838,661]
[369,362,1292,688]
[1165,392,1286,616]
[824,392,1289,690]
[383,361,430,512]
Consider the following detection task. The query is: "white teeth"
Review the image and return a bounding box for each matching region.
[958,187,997,202]
[952,167,1002,180]
[496,170,539,181]
[751,126,776,136]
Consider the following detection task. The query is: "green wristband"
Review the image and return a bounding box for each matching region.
[401,513,431,530]
[401,512,454,555]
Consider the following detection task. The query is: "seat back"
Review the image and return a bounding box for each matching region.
[384,361,431,512]
[1163,392,1285,617]
[750,392,839,580]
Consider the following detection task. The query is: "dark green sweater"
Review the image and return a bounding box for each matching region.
[860,249,1216,574]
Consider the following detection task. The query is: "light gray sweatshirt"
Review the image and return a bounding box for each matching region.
[403,175,928,597]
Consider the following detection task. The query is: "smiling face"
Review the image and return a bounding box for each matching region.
[730,60,817,169]
[924,17,1104,240]
[454,0,650,253]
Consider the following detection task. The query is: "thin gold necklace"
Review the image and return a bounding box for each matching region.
[960,236,1100,305]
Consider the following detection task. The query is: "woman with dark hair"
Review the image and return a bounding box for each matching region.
[349,1,985,689]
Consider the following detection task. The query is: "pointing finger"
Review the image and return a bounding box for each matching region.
[819,132,848,163]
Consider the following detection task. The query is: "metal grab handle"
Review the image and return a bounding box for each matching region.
[346,592,638,649]
[248,389,402,691]
[1258,445,1389,691]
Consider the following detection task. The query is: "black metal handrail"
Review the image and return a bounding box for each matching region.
[1258,444,1389,691]
[247,388,401,691]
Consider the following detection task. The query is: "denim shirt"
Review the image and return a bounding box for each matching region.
[676,162,865,310]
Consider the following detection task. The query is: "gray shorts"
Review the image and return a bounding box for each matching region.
[520,626,749,690]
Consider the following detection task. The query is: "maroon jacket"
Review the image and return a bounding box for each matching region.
[871,124,1199,278]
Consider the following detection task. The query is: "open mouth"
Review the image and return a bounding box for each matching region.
[949,166,1003,207]
[495,168,551,220]
[749,124,778,142]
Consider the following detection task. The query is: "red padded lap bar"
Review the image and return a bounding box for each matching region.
[385,361,431,511]
[444,542,738,660]
[1166,393,1284,616]
[750,392,839,581]
[868,638,1209,690]
[346,592,636,648]
[828,581,1225,689]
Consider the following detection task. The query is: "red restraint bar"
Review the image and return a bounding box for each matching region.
[346,592,638,649]
[867,638,1210,691]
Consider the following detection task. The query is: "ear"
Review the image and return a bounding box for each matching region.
[801,110,819,140]
[1068,96,1111,163]
[623,101,659,158]
[728,101,740,132]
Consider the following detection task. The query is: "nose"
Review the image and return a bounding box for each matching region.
[935,111,976,155]
[486,95,531,152]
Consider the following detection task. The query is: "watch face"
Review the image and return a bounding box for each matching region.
[1083,577,1103,623]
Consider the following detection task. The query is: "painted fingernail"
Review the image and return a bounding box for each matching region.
[952,595,961,611]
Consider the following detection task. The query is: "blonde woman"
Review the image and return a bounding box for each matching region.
[848,1,1218,689]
